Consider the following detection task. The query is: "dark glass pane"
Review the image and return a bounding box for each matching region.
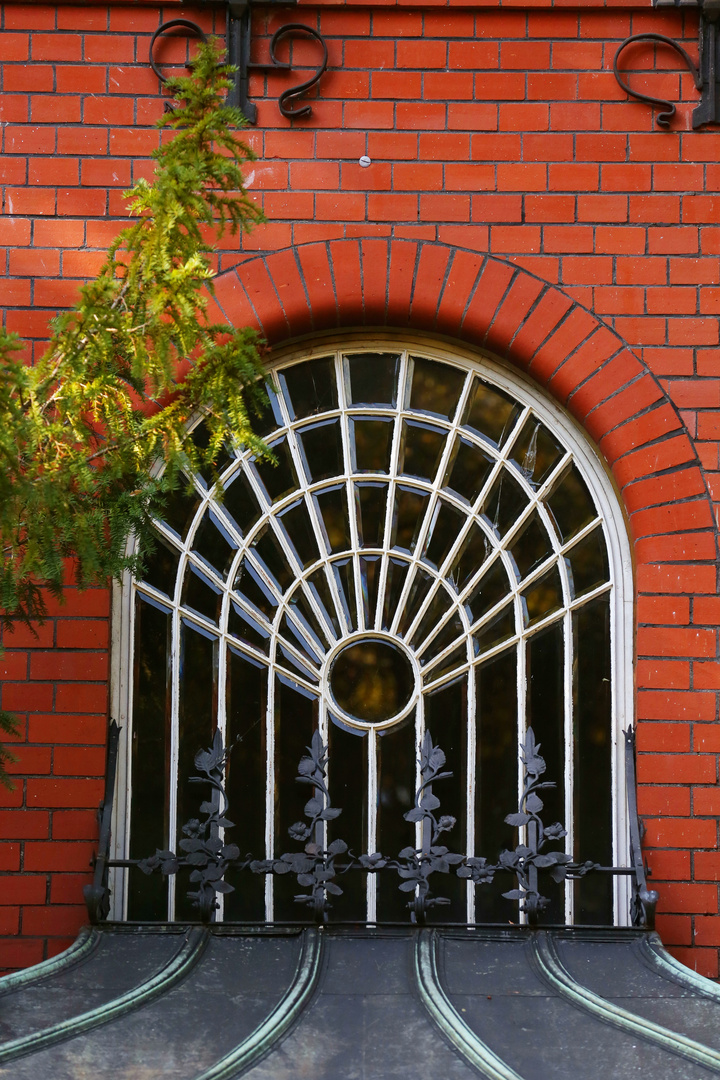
[228,601,270,655]
[408,356,465,421]
[314,486,351,554]
[463,377,521,448]
[328,721,367,922]
[510,418,564,489]
[474,602,515,655]
[277,643,318,683]
[251,381,284,438]
[398,567,434,637]
[382,558,410,631]
[274,676,318,921]
[411,587,453,650]
[252,527,294,592]
[357,482,389,549]
[418,612,464,670]
[224,649,267,920]
[182,565,221,624]
[527,623,565,924]
[422,640,467,684]
[140,533,180,599]
[128,597,170,920]
[509,511,553,581]
[222,470,262,537]
[425,676,467,922]
[425,501,467,571]
[298,420,343,482]
[399,421,446,482]
[288,591,328,655]
[176,621,216,919]
[447,521,492,594]
[346,352,400,407]
[253,438,298,504]
[522,565,563,627]
[234,562,278,621]
[360,555,381,628]
[567,526,609,599]
[352,418,393,473]
[475,648,518,921]
[377,719,416,921]
[466,559,512,625]
[279,612,323,667]
[330,639,414,723]
[574,597,613,924]
[281,357,337,419]
[391,485,428,554]
[445,438,494,505]
[481,470,529,538]
[546,464,597,543]
[307,567,342,638]
[192,513,236,580]
[333,558,358,632]
[160,479,201,540]
[278,499,320,569]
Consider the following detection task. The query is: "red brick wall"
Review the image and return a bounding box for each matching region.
[2,0,720,975]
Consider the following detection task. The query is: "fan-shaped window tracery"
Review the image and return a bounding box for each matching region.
[121,341,630,926]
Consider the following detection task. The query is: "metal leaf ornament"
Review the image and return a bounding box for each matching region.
[138,727,241,921]
[496,727,571,922]
[251,731,347,922]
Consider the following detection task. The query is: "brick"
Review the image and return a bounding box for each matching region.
[694,785,720,812]
[635,722,691,752]
[22,905,87,937]
[52,810,99,841]
[50,873,90,904]
[0,875,46,905]
[636,754,716,785]
[26,780,103,810]
[0,811,49,840]
[656,884,718,915]
[0,845,20,871]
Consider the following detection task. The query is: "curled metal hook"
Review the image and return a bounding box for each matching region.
[149,18,208,84]
[613,33,702,128]
[269,24,328,119]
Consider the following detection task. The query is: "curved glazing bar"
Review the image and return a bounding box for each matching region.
[126,343,620,927]
[532,931,720,1073]
[0,927,207,1065]
[0,926,99,999]
[414,929,526,1080]
[191,928,323,1080]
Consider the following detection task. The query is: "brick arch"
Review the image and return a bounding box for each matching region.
[210,238,717,572]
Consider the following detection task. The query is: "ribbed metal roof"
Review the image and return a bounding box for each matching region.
[2,924,720,1079]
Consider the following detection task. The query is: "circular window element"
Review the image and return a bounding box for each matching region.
[328,636,415,727]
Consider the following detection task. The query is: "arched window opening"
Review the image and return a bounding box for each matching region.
[112,338,633,926]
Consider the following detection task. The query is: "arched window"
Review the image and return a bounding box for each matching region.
[111,337,633,926]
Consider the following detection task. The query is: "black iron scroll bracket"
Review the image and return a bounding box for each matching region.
[614,33,701,128]
[624,728,659,930]
[83,720,121,925]
[149,4,328,125]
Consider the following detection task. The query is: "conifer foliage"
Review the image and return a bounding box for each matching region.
[0,41,269,784]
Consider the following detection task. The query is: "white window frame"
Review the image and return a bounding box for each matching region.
[108,332,635,925]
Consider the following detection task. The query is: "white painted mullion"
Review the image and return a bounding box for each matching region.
[265,648,276,922]
[367,730,378,923]
[375,350,409,631]
[466,660,476,925]
[398,371,475,644]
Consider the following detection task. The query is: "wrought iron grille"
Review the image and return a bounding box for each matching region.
[116,342,630,926]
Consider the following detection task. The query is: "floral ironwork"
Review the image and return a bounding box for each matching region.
[250,732,347,921]
[137,729,241,921]
[107,724,642,927]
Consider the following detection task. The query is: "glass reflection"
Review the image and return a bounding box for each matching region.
[346,352,399,407]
